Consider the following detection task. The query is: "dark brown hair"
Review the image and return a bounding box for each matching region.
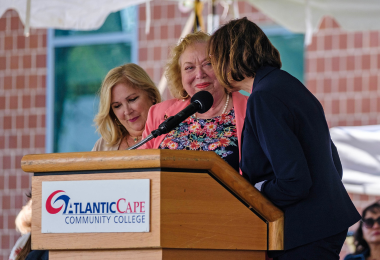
[353,201,380,255]
[208,17,282,90]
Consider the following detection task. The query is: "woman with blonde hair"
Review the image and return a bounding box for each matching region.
[93,63,161,151]
[142,31,248,173]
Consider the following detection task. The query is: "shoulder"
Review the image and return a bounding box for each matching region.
[254,67,301,90]
[150,99,182,112]
[231,91,248,119]
[250,67,305,105]
[145,98,186,131]
[148,98,188,119]
[92,137,105,151]
[248,88,286,108]
[92,137,119,151]
[232,91,248,101]
[263,66,294,79]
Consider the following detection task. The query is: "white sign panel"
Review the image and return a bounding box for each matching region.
[41,179,150,233]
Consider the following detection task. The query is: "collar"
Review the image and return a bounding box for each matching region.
[252,66,277,92]
[163,92,245,119]
[165,98,190,119]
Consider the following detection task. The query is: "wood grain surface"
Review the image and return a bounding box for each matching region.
[160,172,266,250]
[25,150,284,250]
[50,249,265,260]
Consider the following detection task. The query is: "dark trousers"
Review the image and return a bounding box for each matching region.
[270,229,348,260]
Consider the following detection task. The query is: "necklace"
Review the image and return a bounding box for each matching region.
[193,94,230,119]
[124,135,142,150]
[131,136,141,142]
[221,94,230,115]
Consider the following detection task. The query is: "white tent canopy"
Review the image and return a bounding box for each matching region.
[246,0,380,33]
[330,125,380,195]
[2,0,380,34]
[0,0,149,31]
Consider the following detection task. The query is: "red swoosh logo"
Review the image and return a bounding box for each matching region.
[46,190,65,214]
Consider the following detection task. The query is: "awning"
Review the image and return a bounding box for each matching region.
[245,0,380,44]
[0,0,150,35]
[330,125,380,195]
[2,0,380,33]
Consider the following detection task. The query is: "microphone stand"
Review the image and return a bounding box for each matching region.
[127,133,155,150]
[127,116,181,150]
[127,91,213,151]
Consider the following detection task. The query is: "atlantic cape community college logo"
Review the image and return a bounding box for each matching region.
[46,190,70,214]
[41,179,150,233]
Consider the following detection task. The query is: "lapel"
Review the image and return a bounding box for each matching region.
[164,99,190,119]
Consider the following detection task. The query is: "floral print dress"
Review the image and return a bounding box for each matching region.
[159,108,239,172]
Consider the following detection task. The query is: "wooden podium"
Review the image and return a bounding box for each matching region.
[21,150,283,260]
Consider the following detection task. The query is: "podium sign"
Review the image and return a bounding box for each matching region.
[41,179,150,233]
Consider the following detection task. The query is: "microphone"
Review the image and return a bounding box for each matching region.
[151,90,214,137]
[127,91,213,150]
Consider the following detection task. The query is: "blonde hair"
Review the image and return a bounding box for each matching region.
[15,199,32,235]
[165,31,210,99]
[94,63,161,146]
[15,199,32,260]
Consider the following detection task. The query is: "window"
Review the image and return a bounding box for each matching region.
[264,26,304,84]
[47,7,138,153]
[239,26,304,96]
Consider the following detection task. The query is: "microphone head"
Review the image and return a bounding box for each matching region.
[191,91,214,114]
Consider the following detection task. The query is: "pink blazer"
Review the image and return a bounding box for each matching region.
[141,92,248,172]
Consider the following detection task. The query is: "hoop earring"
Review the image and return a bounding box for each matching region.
[227,71,234,82]
[179,91,189,101]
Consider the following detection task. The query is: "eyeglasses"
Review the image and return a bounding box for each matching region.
[362,217,380,228]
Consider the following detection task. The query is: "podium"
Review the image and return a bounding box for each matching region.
[21,150,283,260]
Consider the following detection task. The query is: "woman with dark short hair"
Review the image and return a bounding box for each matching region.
[344,201,380,260]
[208,17,361,260]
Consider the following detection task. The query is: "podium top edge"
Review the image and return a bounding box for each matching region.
[21,149,221,173]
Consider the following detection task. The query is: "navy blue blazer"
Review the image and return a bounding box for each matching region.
[240,66,361,250]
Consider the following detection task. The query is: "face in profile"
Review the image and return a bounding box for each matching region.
[180,42,225,102]
[362,210,380,245]
[110,82,154,136]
